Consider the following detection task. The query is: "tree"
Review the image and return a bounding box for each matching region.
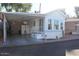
[0,3,32,12]
[75,7,79,18]
[12,3,32,12]
[1,3,13,12]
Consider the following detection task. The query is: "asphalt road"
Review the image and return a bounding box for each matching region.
[0,39,79,56]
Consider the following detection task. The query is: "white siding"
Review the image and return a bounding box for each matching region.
[44,11,65,30]
[43,10,65,39]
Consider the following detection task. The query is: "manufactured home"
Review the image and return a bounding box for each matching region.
[0,9,66,42]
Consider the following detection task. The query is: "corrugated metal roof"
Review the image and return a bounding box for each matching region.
[0,12,45,21]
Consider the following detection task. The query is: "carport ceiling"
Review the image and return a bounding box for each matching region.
[4,12,45,20]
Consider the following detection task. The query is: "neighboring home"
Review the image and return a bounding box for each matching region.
[0,9,66,41]
[65,18,79,35]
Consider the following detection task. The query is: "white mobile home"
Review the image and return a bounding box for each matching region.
[32,10,66,39]
[0,9,66,41]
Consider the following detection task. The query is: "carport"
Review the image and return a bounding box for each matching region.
[2,12,44,44]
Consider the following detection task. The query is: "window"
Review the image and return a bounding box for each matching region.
[48,19,52,30]
[54,20,59,30]
[60,23,63,30]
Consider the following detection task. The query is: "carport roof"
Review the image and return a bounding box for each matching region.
[1,12,45,20]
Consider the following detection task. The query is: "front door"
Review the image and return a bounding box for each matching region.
[21,25,29,35]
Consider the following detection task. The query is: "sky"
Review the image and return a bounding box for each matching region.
[28,0,79,17]
[1,0,79,17]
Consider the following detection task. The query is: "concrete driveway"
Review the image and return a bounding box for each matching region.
[0,34,79,56]
[0,34,79,47]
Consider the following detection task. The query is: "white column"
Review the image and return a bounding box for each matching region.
[3,14,7,43]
